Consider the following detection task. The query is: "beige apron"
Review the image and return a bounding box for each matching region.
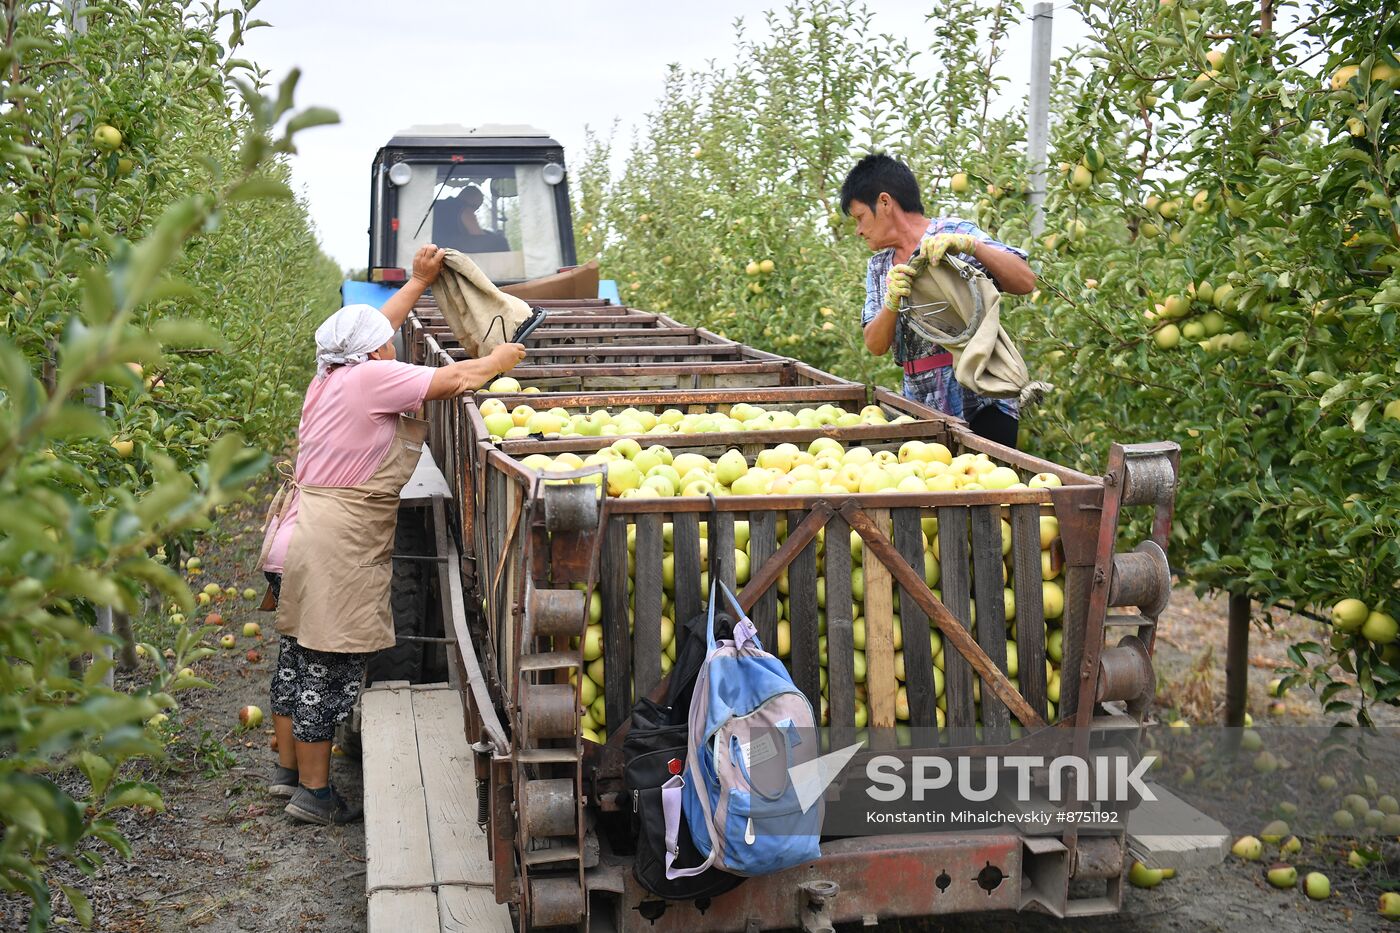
[274,415,429,653]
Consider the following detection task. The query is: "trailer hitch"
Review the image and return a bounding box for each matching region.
[798,879,840,933]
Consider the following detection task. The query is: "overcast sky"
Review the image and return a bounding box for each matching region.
[240,1,1090,271]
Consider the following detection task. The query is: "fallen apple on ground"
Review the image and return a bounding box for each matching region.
[239,705,264,728]
[1127,861,1164,888]
[1266,864,1297,889]
[1230,836,1263,861]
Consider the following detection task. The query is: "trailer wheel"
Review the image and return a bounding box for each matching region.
[367,508,430,684]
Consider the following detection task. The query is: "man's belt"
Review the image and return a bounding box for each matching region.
[902,352,954,376]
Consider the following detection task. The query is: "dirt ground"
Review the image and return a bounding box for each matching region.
[3,496,1398,932]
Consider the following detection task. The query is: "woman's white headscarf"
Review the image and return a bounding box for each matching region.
[314,304,394,378]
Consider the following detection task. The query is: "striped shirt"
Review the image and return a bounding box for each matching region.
[862,217,1029,423]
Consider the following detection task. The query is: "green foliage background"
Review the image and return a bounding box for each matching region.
[1,1,339,926]
[573,0,1400,719]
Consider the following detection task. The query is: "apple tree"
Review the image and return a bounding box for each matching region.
[575,0,1400,722]
[1020,0,1400,722]
[1,1,339,925]
[571,0,1038,386]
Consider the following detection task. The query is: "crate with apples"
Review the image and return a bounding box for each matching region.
[551,431,1075,745]
[402,295,1183,923]
[468,385,927,445]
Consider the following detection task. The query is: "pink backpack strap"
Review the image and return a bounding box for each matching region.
[661,775,717,879]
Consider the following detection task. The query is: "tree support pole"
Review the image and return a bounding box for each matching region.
[1026,2,1054,236]
[1224,592,1250,727]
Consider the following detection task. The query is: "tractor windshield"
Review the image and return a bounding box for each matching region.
[395,162,562,283]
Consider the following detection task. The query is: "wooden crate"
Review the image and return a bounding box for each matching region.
[464,385,936,451]
[407,296,1182,925]
[475,433,1092,751]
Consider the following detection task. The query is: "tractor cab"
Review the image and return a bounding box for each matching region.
[366,123,577,286]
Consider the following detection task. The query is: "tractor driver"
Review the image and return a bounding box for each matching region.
[441,184,510,254]
[840,153,1036,449]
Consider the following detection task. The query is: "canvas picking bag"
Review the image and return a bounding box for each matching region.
[900,249,1052,405]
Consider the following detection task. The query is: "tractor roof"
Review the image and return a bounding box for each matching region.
[386,123,560,149]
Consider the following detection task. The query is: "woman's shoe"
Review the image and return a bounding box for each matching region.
[285,785,363,825]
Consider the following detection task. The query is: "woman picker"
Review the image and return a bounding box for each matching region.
[257,244,527,824]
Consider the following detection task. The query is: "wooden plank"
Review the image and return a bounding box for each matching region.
[1127,784,1230,872]
[863,509,897,750]
[1061,564,1091,719]
[737,504,831,614]
[787,509,821,711]
[362,688,434,890]
[712,511,737,595]
[892,508,937,733]
[633,515,664,699]
[412,689,493,886]
[602,515,631,733]
[824,514,856,751]
[1012,504,1048,726]
[970,505,1011,745]
[936,506,975,745]
[748,511,779,650]
[368,890,439,933]
[845,504,1043,730]
[438,885,514,933]
[672,512,703,633]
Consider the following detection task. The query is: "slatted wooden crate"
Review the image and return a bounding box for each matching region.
[474,432,1090,753]
[464,385,936,449]
[403,298,1182,927]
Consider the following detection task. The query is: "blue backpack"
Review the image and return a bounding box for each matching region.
[661,580,823,878]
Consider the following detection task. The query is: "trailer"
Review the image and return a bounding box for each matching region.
[353,126,1222,932]
[381,296,1218,932]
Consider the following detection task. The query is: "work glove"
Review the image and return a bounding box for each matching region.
[883,263,916,312]
[920,232,979,265]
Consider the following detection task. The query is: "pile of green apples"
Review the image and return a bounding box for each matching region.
[480,396,915,442]
[561,440,1068,744]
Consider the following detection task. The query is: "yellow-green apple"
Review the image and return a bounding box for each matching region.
[1303,872,1329,900]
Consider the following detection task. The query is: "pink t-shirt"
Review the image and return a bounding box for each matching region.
[261,360,435,573]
